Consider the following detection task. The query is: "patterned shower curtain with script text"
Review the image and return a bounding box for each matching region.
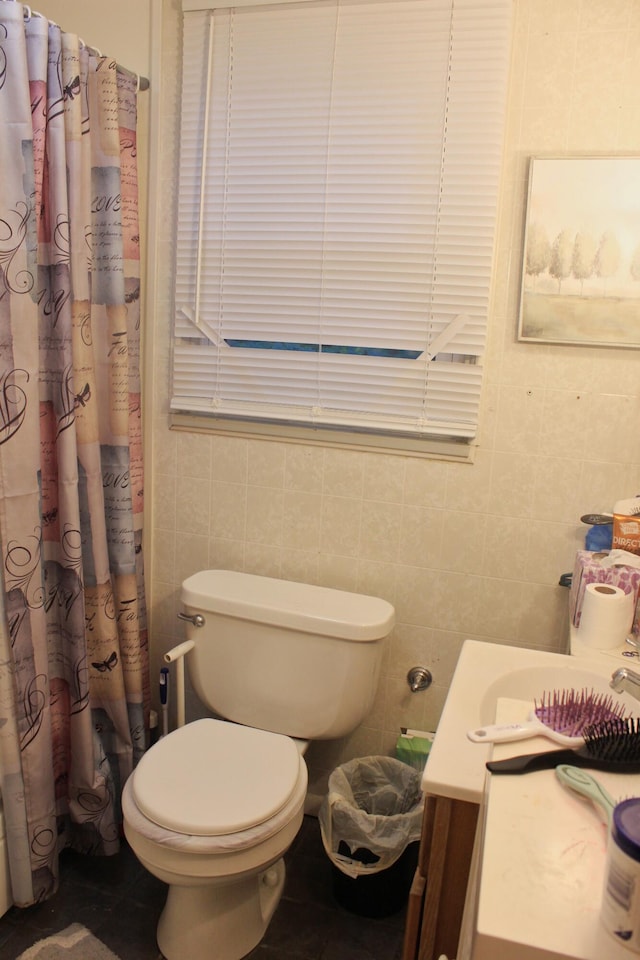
[0,2,149,906]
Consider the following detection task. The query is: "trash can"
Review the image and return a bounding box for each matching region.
[319,756,423,918]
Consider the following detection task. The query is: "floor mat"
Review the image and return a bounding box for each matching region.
[16,924,121,960]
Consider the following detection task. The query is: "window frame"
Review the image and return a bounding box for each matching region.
[172,0,511,460]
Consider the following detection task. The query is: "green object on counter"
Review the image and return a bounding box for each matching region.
[395,729,434,772]
[555,764,616,828]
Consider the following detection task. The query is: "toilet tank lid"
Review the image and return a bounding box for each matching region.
[181,570,395,641]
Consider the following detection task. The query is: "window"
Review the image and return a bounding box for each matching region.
[172,0,511,455]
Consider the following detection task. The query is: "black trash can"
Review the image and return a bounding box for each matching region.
[319,756,423,918]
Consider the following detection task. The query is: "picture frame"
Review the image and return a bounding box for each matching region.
[518,156,640,347]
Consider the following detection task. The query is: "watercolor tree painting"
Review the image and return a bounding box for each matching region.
[518,157,640,347]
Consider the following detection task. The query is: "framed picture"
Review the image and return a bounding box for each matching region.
[518,156,640,347]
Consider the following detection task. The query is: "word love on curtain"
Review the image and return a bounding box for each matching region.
[0,2,149,906]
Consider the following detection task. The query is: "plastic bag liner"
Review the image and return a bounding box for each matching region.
[319,756,423,880]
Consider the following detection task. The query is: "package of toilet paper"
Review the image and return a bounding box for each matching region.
[570,549,640,634]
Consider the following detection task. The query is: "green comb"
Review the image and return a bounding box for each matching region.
[555,764,615,828]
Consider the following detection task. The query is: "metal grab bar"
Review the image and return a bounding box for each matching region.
[165,638,196,728]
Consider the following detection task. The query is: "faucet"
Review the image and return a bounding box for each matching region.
[611,667,640,701]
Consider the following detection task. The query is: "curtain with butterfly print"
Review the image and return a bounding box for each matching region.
[0,2,149,906]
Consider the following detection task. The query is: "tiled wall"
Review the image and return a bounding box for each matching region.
[149,0,640,799]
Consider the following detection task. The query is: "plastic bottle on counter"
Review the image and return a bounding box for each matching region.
[601,798,640,951]
[585,523,613,551]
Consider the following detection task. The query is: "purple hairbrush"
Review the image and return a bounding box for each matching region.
[467,688,629,748]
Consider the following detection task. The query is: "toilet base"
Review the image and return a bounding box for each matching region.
[157,857,286,960]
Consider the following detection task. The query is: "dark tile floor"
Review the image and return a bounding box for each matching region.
[0,816,407,960]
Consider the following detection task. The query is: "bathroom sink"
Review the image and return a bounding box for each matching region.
[477,665,637,724]
[421,640,638,804]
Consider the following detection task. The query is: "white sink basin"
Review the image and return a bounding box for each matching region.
[422,640,638,804]
[477,664,635,724]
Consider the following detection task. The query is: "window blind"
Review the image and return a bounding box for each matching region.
[172,0,511,443]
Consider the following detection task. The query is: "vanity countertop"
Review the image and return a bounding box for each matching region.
[471,698,638,960]
[421,638,636,805]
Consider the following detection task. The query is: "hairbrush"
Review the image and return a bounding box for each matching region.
[486,717,640,775]
[467,688,629,748]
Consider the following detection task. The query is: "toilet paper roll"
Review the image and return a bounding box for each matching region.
[578,582,635,650]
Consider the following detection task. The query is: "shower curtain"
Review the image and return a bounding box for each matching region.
[0,2,149,906]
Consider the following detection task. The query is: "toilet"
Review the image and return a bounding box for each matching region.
[122,570,395,960]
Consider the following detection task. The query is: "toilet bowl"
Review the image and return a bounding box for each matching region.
[123,718,308,960]
[123,570,395,960]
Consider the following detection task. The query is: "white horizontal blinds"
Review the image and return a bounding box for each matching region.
[208,3,334,415]
[173,0,511,440]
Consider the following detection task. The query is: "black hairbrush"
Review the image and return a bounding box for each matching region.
[486,718,640,775]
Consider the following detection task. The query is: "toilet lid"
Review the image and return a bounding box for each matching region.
[132,718,303,836]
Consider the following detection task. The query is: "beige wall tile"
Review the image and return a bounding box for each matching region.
[483,516,529,581]
[488,452,537,518]
[494,385,545,455]
[359,501,404,563]
[578,461,638,513]
[384,677,428,736]
[362,453,406,503]
[317,554,360,592]
[518,583,570,650]
[388,624,434,680]
[152,529,176,584]
[531,457,584,522]
[243,544,283,578]
[284,444,325,493]
[153,423,177,476]
[320,496,362,557]
[282,492,322,551]
[210,482,247,541]
[248,439,286,488]
[323,448,364,499]
[473,578,527,641]
[404,456,448,508]
[440,513,488,575]
[280,549,319,584]
[175,532,209,584]
[525,520,582,585]
[177,432,212,479]
[394,567,442,626]
[430,572,485,636]
[176,477,211,535]
[212,436,248,483]
[246,486,284,546]
[356,559,397,607]
[153,474,176,532]
[445,450,492,514]
[208,538,245,572]
[398,506,444,569]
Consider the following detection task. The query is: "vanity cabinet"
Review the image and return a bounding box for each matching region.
[401,640,624,960]
[402,793,478,960]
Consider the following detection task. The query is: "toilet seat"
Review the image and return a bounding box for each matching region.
[123,758,307,857]
[131,718,304,837]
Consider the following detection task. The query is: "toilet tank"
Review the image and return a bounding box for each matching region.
[180,570,395,740]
